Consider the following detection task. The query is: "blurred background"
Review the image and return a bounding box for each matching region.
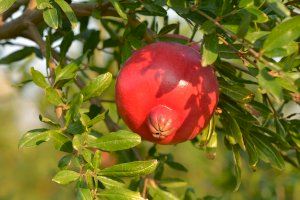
[0,4,300,200]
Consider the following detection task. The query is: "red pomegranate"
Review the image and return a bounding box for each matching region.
[115,41,219,144]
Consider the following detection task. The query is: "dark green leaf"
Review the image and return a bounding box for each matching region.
[165,161,188,172]
[143,1,167,16]
[50,130,72,153]
[65,94,84,126]
[0,47,36,64]
[58,154,73,169]
[266,0,290,17]
[60,31,74,59]
[159,24,179,35]
[232,145,242,191]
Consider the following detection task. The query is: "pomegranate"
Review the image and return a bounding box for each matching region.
[115,41,219,144]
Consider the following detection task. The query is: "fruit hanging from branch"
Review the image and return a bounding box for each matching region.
[116,40,219,144]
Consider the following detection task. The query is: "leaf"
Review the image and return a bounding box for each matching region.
[19,129,50,148]
[77,187,93,200]
[99,160,158,177]
[92,150,101,170]
[109,0,127,20]
[245,7,268,23]
[143,1,167,16]
[257,67,283,101]
[36,0,52,9]
[251,133,285,170]
[165,161,188,172]
[87,130,141,151]
[239,0,254,8]
[54,62,79,84]
[219,79,254,103]
[232,145,242,192]
[43,8,59,29]
[148,186,179,200]
[97,176,125,189]
[31,67,49,89]
[65,93,84,126]
[237,9,251,38]
[200,20,216,35]
[81,72,112,101]
[60,31,74,59]
[263,16,300,52]
[52,170,80,185]
[98,188,143,200]
[58,154,73,169]
[50,130,73,153]
[244,132,258,168]
[0,47,36,64]
[54,0,78,28]
[39,114,59,126]
[159,24,179,35]
[221,111,246,151]
[159,178,187,188]
[87,111,107,127]
[0,0,16,14]
[266,0,290,17]
[201,34,218,66]
[264,41,298,58]
[45,87,63,106]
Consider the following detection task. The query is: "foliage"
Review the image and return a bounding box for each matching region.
[0,0,300,199]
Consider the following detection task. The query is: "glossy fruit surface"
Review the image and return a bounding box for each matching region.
[116,41,219,144]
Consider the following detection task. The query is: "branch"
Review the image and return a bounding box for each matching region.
[0,2,116,40]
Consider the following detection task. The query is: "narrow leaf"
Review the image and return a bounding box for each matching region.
[31,67,49,89]
[43,8,59,29]
[54,0,78,28]
[52,170,80,185]
[201,34,218,66]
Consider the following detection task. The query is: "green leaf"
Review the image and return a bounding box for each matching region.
[52,170,80,185]
[65,94,84,126]
[165,161,188,172]
[219,79,254,103]
[99,160,158,177]
[244,133,258,168]
[45,87,63,106]
[221,111,246,151]
[54,0,78,29]
[19,129,50,148]
[251,133,285,170]
[237,9,251,38]
[148,186,179,200]
[0,47,36,64]
[36,0,52,9]
[266,0,290,17]
[200,20,216,35]
[39,114,59,126]
[87,111,107,127]
[97,176,125,189]
[43,8,59,29]
[92,150,101,170]
[50,130,72,153]
[159,178,187,188]
[55,62,79,84]
[58,154,73,169]
[0,0,16,14]
[77,187,93,200]
[60,31,74,59]
[239,0,254,8]
[201,34,218,66]
[263,16,300,52]
[143,1,167,16]
[87,130,141,151]
[81,72,112,101]
[98,188,143,200]
[232,145,242,192]
[245,7,268,23]
[109,0,127,20]
[264,41,298,58]
[31,67,49,89]
[158,24,179,35]
[257,67,283,101]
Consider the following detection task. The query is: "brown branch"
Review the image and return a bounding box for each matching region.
[0,2,116,40]
[1,0,29,21]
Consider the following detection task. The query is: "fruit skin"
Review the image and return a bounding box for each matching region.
[115,41,219,144]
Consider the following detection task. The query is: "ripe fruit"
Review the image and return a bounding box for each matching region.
[115,41,219,144]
